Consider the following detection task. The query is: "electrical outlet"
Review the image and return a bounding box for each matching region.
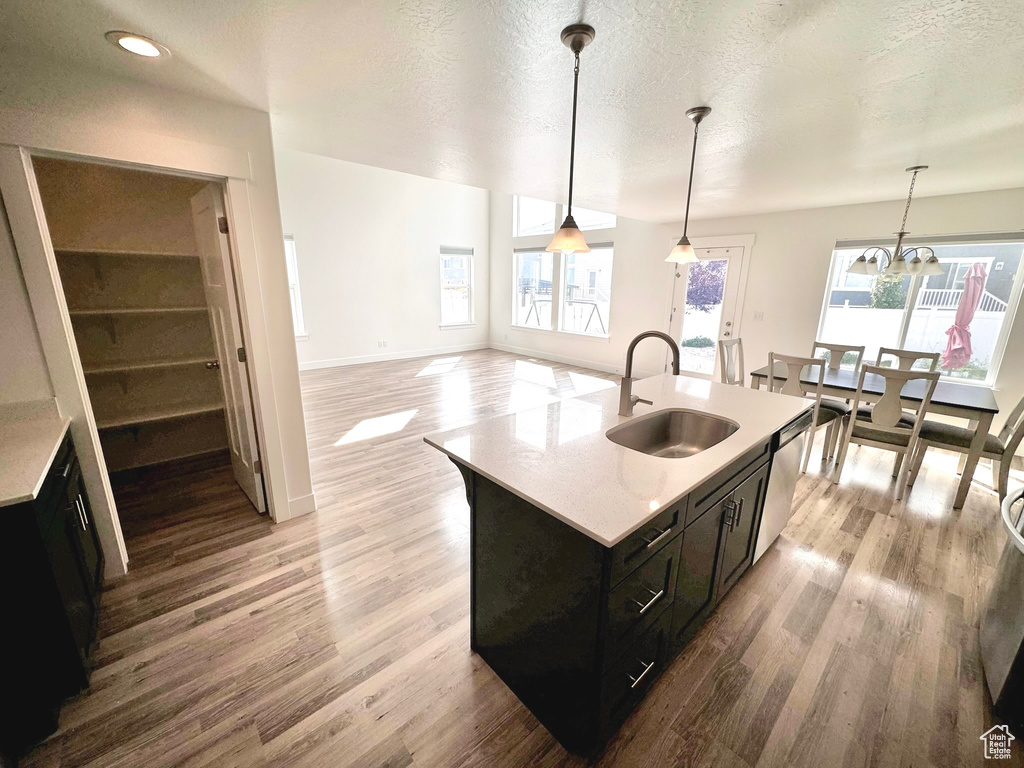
[383,340,388,348]
[753,311,764,322]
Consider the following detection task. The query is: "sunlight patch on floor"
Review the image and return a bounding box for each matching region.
[514,359,557,389]
[416,356,462,377]
[335,409,418,445]
[566,370,616,397]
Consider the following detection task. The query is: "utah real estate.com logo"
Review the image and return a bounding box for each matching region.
[980,725,1016,760]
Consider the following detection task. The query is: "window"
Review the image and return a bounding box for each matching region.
[513,249,554,328]
[818,237,1023,384]
[560,246,612,336]
[439,246,473,326]
[513,196,557,237]
[283,236,307,338]
[571,206,616,231]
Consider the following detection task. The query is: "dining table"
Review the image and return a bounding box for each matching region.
[749,362,1001,509]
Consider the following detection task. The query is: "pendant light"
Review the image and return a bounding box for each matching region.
[666,106,712,264]
[547,24,595,255]
[847,166,943,277]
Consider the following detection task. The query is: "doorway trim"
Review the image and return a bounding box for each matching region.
[663,233,756,378]
[0,139,297,577]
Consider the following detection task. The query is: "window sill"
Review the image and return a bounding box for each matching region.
[295,334,309,342]
[439,322,476,329]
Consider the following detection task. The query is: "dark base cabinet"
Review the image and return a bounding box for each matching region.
[0,432,103,760]
[460,439,775,753]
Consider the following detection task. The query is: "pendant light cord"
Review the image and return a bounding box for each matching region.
[682,119,700,236]
[567,49,581,218]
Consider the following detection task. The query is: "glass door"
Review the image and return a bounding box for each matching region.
[667,247,745,378]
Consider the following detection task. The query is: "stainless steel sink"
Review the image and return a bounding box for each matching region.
[606,408,739,458]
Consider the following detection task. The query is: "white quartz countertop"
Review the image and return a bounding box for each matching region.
[424,374,810,547]
[0,399,71,507]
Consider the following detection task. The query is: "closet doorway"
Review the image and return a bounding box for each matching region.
[32,157,266,541]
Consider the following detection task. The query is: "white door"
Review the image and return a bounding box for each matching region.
[190,184,266,512]
[667,246,746,379]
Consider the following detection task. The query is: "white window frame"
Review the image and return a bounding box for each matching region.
[282,235,307,339]
[439,246,474,327]
[512,248,555,331]
[559,243,613,338]
[816,232,1024,387]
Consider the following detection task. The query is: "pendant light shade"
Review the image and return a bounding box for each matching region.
[666,106,711,263]
[848,254,870,274]
[667,235,698,264]
[547,24,596,255]
[919,252,943,275]
[546,214,591,254]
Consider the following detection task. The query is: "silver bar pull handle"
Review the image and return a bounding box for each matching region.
[628,659,656,689]
[632,588,665,615]
[642,526,672,550]
[75,496,88,530]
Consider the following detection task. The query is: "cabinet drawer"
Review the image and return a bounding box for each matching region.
[608,500,684,588]
[603,536,679,667]
[33,431,74,536]
[599,609,671,737]
[685,441,769,527]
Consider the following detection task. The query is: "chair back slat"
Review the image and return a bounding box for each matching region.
[718,338,744,386]
[878,346,940,372]
[852,365,939,432]
[768,353,825,400]
[812,341,865,372]
[997,393,1024,445]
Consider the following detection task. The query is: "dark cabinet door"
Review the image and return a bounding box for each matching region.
[66,463,102,596]
[717,463,769,598]
[46,501,96,660]
[672,502,723,643]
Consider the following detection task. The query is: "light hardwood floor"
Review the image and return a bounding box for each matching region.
[23,348,1023,767]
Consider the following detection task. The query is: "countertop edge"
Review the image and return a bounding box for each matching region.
[0,411,71,508]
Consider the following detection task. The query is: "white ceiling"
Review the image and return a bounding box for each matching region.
[3,0,1023,222]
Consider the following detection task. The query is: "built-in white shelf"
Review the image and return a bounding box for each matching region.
[69,306,208,317]
[55,247,199,260]
[83,357,214,376]
[96,404,224,431]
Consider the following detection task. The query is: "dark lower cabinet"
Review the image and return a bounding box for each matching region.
[459,437,782,754]
[0,432,103,760]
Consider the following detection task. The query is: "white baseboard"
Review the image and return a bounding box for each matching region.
[488,342,660,380]
[288,492,317,517]
[298,342,489,371]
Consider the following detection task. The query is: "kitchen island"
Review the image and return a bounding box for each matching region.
[424,373,811,752]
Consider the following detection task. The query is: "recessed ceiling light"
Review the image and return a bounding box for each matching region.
[105,31,169,58]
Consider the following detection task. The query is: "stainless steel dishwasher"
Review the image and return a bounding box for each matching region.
[755,410,811,563]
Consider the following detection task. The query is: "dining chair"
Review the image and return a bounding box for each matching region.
[767,353,840,472]
[832,365,940,500]
[811,341,865,372]
[908,393,1024,503]
[877,346,940,372]
[718,338,744,386]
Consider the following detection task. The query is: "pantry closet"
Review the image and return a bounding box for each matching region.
[32,157,265,516]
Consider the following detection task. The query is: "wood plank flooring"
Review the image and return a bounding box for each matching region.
[22,348,1024,767]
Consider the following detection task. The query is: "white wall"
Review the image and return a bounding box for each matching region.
[490,187,1024,434]
[0,53,316,575]
[488,192,673,378]
[275,148,490,369]
[0,196,53,404]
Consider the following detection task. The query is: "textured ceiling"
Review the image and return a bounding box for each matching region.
[2,0,1023,221]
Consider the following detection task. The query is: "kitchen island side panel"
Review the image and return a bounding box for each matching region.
[471,472,606,749]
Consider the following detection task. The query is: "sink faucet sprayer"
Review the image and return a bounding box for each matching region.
[619,331,681,417]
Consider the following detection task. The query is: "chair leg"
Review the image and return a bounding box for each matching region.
[908,441,928,487]
[828,418,841,460]
[895,448,911,500]
[892,452,904,479]
[832,416,853,485]
[800,426,814,474]
[997,457,1011,504]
